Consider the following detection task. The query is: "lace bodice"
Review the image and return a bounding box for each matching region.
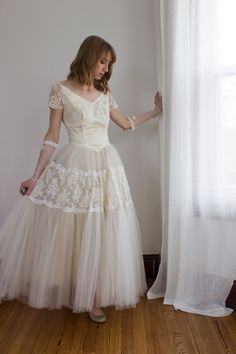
[27,84,130,213]
[48,83,118,151]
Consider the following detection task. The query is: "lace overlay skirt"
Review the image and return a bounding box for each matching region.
[0,143,147,312]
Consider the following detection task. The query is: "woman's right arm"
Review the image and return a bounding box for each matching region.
[110,92,163,130]
[19,108,63,196]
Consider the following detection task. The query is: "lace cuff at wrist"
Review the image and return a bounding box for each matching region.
[127,115,137,131]
[43,140,58,147]
[41,140,58,151]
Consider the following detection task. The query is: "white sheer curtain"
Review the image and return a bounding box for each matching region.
[148,0,236,316]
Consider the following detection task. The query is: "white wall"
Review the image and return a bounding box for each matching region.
[0,0,162,253]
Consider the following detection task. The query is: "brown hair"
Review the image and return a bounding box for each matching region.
[67,35,116,93]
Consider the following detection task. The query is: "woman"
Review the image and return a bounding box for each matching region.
[0,35,162,323]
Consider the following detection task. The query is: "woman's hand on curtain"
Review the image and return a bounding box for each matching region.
[154,91,163,116]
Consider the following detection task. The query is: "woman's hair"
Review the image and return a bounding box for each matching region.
[67,35,116,93]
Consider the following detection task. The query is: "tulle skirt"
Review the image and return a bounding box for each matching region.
[0,143,147,312]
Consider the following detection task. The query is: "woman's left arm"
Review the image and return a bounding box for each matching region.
[110,92,163,130]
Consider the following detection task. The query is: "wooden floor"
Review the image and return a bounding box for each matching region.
[0,298,235,354]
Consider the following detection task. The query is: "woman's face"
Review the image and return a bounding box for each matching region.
[93,51,112,80]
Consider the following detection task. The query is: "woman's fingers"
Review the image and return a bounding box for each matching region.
[19,179,36,195]
[155,92,162,105]
[155,91,160,103]
[154,92,163,113]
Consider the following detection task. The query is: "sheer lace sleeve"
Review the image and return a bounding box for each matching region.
[108,93,119,112]
[48,83,64,109]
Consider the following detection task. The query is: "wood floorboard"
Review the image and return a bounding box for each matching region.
[0,298,235,354]
[186,314,229,354]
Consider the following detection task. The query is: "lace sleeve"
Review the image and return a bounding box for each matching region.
[48,83,64,109]
[108,93,119,112]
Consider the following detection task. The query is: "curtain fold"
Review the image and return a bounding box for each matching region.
[148,0,236,317]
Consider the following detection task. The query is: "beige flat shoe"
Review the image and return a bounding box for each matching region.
[88,311,106,324]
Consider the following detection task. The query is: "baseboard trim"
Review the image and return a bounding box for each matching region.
[143,254,236,311]
[143,254,160,287]
[226,281,236,311]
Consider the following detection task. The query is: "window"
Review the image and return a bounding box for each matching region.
[218,0,236,198]
[193,0,236,220]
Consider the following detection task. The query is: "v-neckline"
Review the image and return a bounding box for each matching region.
[59,83,103,103]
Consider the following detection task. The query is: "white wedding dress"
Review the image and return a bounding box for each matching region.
[0,83,147,312]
